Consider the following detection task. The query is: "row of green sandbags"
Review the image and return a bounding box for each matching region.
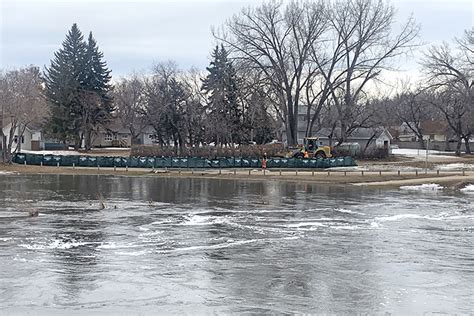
[13,153,356,169]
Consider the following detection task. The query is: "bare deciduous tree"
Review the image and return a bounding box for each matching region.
[114,74,148,145]
[422,30,473,155]
[314,0,419,144]
[214,0,327,145]
[0,66,46,163]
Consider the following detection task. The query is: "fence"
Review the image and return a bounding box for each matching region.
[12,153,357,169]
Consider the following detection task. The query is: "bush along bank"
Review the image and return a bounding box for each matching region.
[12,153,356,169]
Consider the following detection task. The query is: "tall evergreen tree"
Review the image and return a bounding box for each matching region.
[44,24,113,150]
[44,23,87,145]
[80,32,114,150]
[202,45,243,145]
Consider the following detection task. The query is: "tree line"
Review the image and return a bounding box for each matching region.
[1,0,472,162]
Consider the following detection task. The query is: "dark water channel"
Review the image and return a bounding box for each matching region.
[0,174,472,314]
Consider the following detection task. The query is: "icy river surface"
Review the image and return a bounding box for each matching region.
[0,174,472,314]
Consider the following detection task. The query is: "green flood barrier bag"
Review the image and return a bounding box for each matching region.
[299,159,311,169]
[62,156,79,166]
[233,158,243,168]
[97,156,115,167]
[128,157,139,168]
[78,156,97,167]
[250,158,261,168]
[145,157,155,168]
[266,158,279,168]
[170,158,188,168]
[137,157,149,168]
[308,159,318,168]
[114,157,127,167]
[209,159,220,168]
[335,157,345,167]
[241,158,251,168]
[42,154,60,166]
[219,158,234,168]
[154,157,167,168]
[344,156,356,166]
[194,158,208,168]
[27,154,43,165]
[14,153,26,164]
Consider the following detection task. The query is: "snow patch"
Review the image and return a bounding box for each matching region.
[20,150,81,156]
[460,184,474,193]
[436,163,474,171]
[400,183,443,191]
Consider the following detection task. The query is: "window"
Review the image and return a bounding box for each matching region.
[104,133,112,141]
[148,134,154,139]
[121,134,128,139]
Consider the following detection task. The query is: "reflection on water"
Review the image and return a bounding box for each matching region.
[0,174,472,314]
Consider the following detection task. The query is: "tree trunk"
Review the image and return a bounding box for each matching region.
[455,137,462,156]
[463,136,471,154]
[418,138,426,150]
[84,129,92,151]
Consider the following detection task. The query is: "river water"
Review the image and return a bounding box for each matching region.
[0,174,472,314]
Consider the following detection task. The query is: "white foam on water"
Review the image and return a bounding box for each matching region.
[460,184,474,193]
[333,225,358,230]
[97,242,137,249]
[400,183,444,191]
[114,250,148,256]
[0,171,14,175]
[173,239,261,252]
[286,222,327,229]
[370,221,381,228]
[19,239,90,250]
[334,208,365,215]
[180,214,230,226]
[13,257,28,262]
[138,226,150,231]
[375,214,440,222]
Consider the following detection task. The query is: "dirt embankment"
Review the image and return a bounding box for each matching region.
[1,163,473,189]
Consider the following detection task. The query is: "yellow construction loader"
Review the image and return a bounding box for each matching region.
[290,137,332,159]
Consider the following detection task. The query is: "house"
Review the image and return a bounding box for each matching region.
[392,121,451,143]
[312,127,393,155]
[1,122,42,152]
[137,125,156,145]
[92,120,132,148]
[92,119,156,148]
[421,121,451,142]
[281,105,317,144]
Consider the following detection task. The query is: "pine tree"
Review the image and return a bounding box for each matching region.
[44,25,113,150]
[80,32,114,150]
[202,45,243,145]
[44,23,87,145]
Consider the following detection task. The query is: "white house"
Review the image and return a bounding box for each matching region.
[1,123,42,152]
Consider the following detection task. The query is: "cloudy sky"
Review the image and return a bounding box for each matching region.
[0,0,472,78]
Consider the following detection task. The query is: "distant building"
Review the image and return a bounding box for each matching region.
[1,122,42,151]
[312,127,393,155]
[92,119,155,148]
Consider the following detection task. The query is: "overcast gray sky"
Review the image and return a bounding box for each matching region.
[0,0,472,77]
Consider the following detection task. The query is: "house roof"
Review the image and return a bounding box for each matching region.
[420,121,449,135]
